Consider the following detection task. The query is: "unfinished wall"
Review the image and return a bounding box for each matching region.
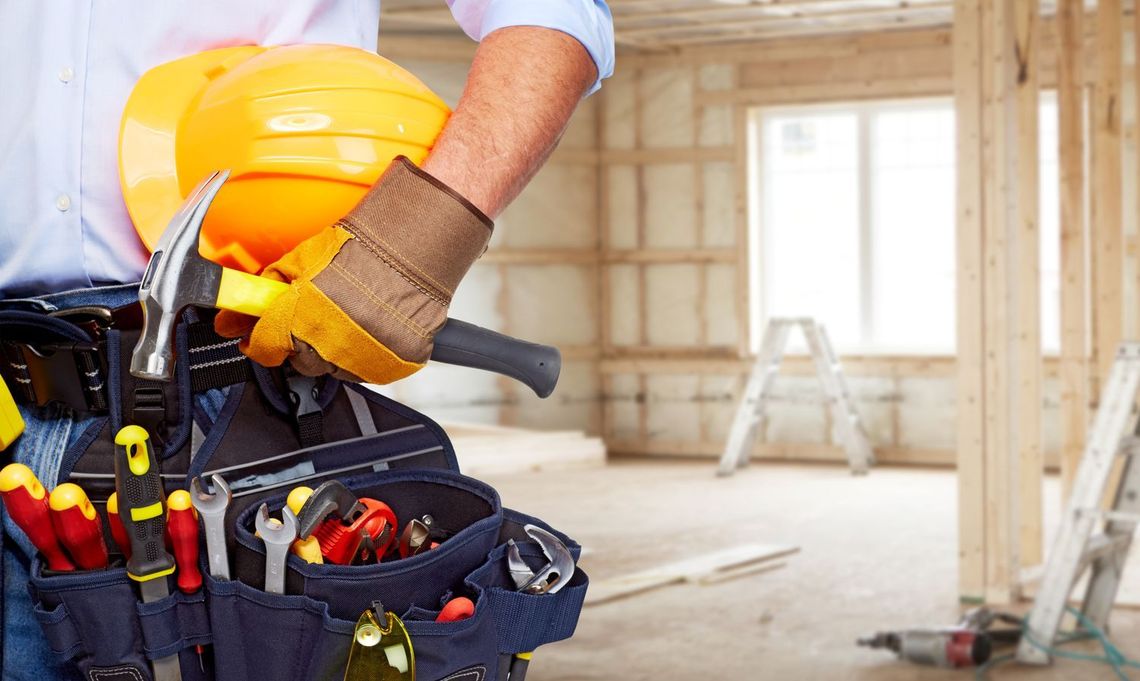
[373,53,603,434]
[375,27,1138,467]
[599,25,1139,468]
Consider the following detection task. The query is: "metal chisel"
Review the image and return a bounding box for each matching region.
[114,425,182,681]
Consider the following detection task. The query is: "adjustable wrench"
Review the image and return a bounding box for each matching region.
[256,504,298,595]
[506,525,576,595]
[190,474,232,580]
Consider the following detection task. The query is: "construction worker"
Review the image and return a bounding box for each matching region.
[0,3,614,678]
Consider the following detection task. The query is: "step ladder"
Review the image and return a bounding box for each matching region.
[1017,343,1140,664]
[716,317,875,477]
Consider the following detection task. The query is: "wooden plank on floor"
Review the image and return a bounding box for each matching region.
[586,544,798,605]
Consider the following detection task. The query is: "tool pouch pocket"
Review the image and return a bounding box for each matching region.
[198,474,586,681]
[28,562,211,681]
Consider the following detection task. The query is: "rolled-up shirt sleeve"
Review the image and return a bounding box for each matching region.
[447,0,615,94]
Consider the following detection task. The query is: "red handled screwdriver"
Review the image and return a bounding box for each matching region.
[166,490,202,593]
[106,492,131,559]
[49,483,109,570]
[168,489,207,672]
[0,463,75,571]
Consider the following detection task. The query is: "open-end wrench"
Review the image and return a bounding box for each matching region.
[256,504,298,595]
[190,474,232,580]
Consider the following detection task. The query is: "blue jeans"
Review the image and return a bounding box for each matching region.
[0,283,224,680]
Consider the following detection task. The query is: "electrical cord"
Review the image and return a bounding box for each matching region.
[975,607,1140,681]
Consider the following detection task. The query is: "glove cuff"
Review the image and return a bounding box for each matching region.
[337,156,493,306]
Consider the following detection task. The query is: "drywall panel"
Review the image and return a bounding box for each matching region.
[603,68,636,150]
[609,264,641,346]
[846,377,895,446]
[609,374,641,440]
[699,63,735,92]
[449,264,504,330]
[704,264,739,347]
[607,166,639,250]
[896,378,956,451]
[646,375,702,441]
[640,68,695,149]
[398,59,469,108]
[699,105,734,147]
[1041,378,1061,463]
[561,96,598,150]
[644,164,698,249]
[504,265,598,346]
[761,377,827,444]
[699,374,741,443]
[500,164,597,249]
[509,360,601,433]
[646,264,701,346]
[702,162,736,247]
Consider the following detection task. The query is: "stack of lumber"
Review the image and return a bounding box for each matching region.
[443,422,606,476]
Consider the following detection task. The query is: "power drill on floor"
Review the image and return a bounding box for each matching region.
[857,608,1022,668]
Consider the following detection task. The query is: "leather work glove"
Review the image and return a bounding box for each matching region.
[215,157,492,384]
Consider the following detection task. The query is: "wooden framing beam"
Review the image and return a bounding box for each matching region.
[618,1,953,38]
[1090,0,1124,390]
[954,0,1041,604]
[1057,0,1088,505]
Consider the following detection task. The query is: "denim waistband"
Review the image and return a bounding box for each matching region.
[0,282,140,314]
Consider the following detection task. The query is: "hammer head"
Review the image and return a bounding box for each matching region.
[130,170,230,381]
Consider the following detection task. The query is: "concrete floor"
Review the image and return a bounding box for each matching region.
[481,460,1140,681]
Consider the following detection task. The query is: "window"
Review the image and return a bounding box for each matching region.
[751,97,1060,354]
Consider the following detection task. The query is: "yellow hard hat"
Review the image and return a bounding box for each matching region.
[119,44,451,273]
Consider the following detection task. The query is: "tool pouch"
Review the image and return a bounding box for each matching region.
[23,314,587,681]
[205,479,586,681]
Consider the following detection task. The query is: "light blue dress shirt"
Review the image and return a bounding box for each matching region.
[0,0,614,298]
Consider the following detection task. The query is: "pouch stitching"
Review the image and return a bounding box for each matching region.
[90,665,144,681]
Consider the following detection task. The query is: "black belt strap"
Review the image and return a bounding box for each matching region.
[186,322,252,393]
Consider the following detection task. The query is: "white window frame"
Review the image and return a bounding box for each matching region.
[747,95,1060,356]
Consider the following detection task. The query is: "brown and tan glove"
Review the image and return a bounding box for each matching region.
[215,156,492,384]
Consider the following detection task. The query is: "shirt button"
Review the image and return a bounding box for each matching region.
[55,194,72,212]
[58,67,74,83]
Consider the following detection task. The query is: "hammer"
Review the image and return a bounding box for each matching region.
[130,170,561,397]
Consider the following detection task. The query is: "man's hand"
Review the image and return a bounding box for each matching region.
[216,26,598,382]
[215,157,492,383]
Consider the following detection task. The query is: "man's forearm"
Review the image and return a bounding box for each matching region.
[422,26,597,218]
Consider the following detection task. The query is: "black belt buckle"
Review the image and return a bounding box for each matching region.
[21,341,103,412]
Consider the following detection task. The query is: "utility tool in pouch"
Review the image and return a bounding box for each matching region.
[296,480,397,565]
[0,463,75,571]
[0,375,23,450]
[48,483,109,570]
[114,425,183,681]
[344,602,415,681]
[500,526,578,681]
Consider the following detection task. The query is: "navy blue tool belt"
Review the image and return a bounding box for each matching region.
[2,306,587,681]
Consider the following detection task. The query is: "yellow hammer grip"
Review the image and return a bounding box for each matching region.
[216,268,289,317]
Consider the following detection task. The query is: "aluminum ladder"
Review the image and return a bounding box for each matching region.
[716,317,875,477]
[1017,343,1140,664]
